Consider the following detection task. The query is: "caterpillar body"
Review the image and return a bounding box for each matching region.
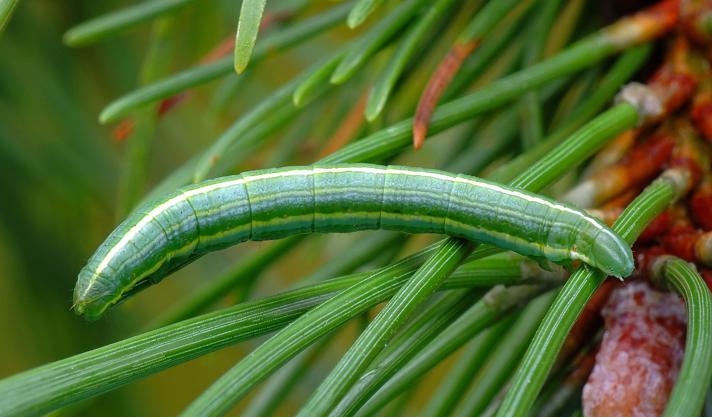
[74,164,633,320]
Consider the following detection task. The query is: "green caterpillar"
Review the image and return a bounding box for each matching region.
[74,164,633,320]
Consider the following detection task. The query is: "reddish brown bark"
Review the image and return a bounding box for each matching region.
[690,175,712,229]
[583,281,686,417]
[662,224,704,261]
[603,0,679,47]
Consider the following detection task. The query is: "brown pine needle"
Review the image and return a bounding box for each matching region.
[412,40,478,149]
[319,93,368,157]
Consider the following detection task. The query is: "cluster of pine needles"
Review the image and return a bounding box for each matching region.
[1,0,712,416]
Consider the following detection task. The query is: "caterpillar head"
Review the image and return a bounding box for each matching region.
[588,229,635,279]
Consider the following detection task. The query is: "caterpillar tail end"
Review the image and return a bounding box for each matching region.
[72,268,111,322]
[71,297,104,322]
[71,301,98,322]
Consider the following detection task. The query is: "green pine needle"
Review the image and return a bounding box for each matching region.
[234,0,267,74]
